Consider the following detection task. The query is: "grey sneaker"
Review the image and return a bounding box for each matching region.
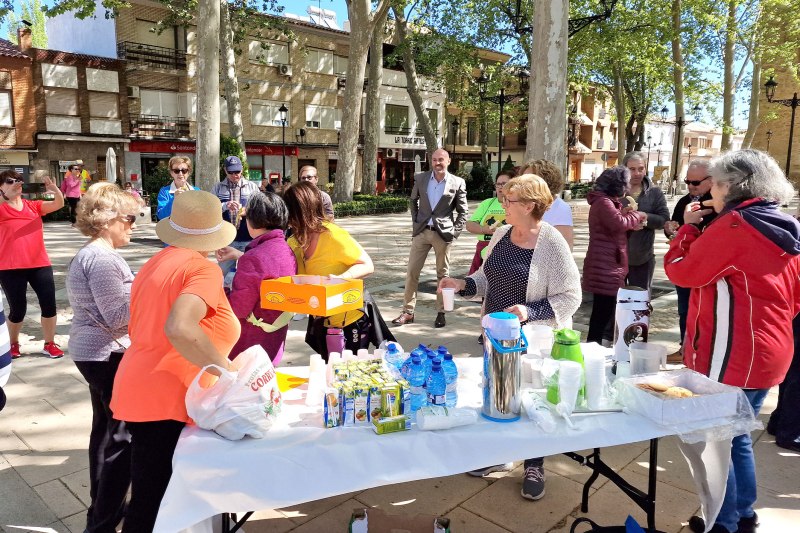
[467,463,514,477]
[521,463,546,500]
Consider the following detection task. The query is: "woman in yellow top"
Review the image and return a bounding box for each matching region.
[283,183,394,360]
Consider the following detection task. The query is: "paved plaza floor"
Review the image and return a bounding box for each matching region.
[1,198,798,532]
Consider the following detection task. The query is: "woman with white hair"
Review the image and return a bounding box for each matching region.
[66,182,141,533]
[665,149,800,533]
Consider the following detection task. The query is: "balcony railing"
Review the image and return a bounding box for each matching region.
[130,114,190,139]
[385,125,411,135]
[118,41,187,71]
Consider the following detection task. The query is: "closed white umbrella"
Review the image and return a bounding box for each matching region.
[414,154,422,174]
[106,147,117,183]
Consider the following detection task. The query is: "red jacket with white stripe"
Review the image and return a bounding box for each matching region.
[664,198,800,389]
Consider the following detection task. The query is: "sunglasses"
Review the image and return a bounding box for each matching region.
[684,176,711,186]
[120,214,137,224]
[171,168,190,174]
[3,177,23,185]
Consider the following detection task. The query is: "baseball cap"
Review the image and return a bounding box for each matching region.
[224,156,243,172]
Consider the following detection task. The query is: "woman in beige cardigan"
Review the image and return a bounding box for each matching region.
[439,174,581,502]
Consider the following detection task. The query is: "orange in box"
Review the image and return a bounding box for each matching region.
[260,276,364,316]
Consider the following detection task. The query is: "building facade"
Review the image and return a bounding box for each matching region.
[0,34,36,181]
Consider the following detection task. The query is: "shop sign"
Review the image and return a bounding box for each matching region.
[328,151,338,160]
[393,136,426,146]
[129,140,299,157]
[0,151,30,166]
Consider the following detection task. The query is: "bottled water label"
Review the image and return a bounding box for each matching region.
[428,392,445,406]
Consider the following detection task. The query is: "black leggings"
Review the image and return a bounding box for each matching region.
[587,293,616,344]
[0,266,57,322]
[66,196,80,224]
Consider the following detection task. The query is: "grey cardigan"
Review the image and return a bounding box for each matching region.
[465,223,581,328]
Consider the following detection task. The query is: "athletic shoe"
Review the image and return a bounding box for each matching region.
[467,463,514,477]
[688,516,733,533]
[520,462,546,500]
[10,342,21,359]
[42,342,64,359]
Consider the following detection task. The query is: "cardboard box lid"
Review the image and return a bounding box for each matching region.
[349,508,450,533]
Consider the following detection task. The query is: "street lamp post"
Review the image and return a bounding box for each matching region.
[279,103,288,181]
[764,76,799,176]
[658,103,701,196]
[476,68,529,173]
[645,133,653,176]
[451,118,459,172]
[766,130,773,152]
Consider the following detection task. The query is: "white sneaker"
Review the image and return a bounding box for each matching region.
[467,463,514,477]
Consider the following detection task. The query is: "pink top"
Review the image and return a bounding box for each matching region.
[60,174,82,198]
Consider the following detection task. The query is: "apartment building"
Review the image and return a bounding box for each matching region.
[566,86,618,182]
[0,33,36,180]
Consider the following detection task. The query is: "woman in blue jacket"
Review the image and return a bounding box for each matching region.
[156,156,199,220]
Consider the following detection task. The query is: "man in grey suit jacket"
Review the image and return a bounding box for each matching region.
[392,149,468,328]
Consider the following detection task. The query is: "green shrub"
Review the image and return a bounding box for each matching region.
[462,163,494,200]
[334,193,409,217]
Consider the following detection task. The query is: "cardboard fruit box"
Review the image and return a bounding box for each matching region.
[260,275,364,316]
[617,369,740,426]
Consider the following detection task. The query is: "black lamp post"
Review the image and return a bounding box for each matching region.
[279,103,288,181]
[766,129,773,152]
[658,103,701,196]
[476,67,529,173]
[645,133,653,176]
[764,75,798,176]
[450,118,459,172]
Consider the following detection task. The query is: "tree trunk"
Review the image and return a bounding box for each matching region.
[333,0,390,203]
[670,0,686,188]
[613,63,626,162]
[525,0,568,178]
[220,0,246,153]
[196,0,221,191]
[720,0,737,151]
[742,54,761,149]
[394,7,439,162]
[361,14,385,195]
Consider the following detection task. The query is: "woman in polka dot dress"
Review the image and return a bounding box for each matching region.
[439,174,581,502]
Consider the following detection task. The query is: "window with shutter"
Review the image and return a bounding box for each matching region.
[0,91,12,127]
[45,88,79,115]
[89,92,119,119]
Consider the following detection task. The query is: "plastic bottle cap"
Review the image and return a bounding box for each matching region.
[411,355,421,363]
[432,359,442,368]
[554,328,581,345]
[387,344,398,354]
[444,352,453,360]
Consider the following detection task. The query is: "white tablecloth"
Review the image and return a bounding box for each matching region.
[155,358,724,532]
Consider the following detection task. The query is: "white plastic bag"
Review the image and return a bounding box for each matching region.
[186,345,282,440]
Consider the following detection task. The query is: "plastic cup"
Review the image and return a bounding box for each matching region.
[629,342,666,375]
[442,287,455,312]
[557,360,583,413]
[583,352,606,410]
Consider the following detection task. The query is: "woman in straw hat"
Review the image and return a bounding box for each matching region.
[110,190,239,531]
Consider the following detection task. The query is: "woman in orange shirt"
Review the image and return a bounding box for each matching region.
[110,191,239,532]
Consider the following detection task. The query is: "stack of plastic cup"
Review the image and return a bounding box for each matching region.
[583,351,606,410]
[305,353,327,407]
[557,360,583,415]
[523,324,554,355]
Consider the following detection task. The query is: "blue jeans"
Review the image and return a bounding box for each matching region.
[716,388,769,532]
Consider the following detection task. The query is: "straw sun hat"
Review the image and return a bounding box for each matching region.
[156,190,237,251]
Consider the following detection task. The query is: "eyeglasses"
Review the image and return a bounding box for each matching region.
[684,176,711,186]
[171,168,190,174]
[495,182,509,188]
[300,175,317,180]
[501,197,526,206]
[3,177,23,185]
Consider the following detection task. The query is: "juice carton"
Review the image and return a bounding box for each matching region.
[342,385,355,426]
[323,387,340,428]
[353,383,369,425]
[368,382,382,421]
[381,382,401,418]
[372,415,411,435]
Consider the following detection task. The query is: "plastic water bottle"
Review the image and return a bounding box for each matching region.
[442,352,459,407]
[426,359,446,407]
[384,343,405,372]
[407,355,427,412]
[325,328,345,357]
[400,345,426,380]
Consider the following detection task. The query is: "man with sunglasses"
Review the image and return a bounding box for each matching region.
[663,160,716,364]
[298,165,334,219]
[212,156,260,276]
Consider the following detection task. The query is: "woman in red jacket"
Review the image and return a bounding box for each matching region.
[665,149,800,533]
[582,166,646,345]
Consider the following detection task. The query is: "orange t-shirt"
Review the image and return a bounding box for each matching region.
[111,247,240,423]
